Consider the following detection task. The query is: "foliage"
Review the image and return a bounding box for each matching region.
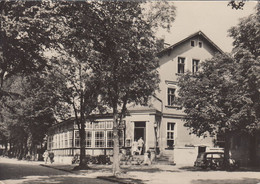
[178,4,260,165]
[0,73,60,158]
[41,1,175,174]
[84,1,175,175]
[228,0,246,10]
[0,1,56,95]
[178,54,236,136]
[0,1,176,170]
[228,2,260,58]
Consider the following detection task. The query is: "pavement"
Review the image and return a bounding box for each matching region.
[38,161,260,184]
[1,157,260,184]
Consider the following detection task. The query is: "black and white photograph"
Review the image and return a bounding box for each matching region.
[0,0,259,183]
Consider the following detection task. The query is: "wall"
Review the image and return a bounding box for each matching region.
[125,113,157,152]
[155,35,219,165]
[156,35,218,115]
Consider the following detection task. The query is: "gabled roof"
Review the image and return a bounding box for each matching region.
[157,31,224,57]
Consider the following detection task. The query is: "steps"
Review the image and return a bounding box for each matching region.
[120,155,144,165]
[154,152,175,165]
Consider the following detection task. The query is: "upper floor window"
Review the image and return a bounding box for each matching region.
[192,59,200,73]
[198,41,203,48]
[168,88,176,106]
[178,57,185,74]
[191,40,195,47]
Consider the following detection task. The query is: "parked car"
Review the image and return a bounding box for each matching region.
[194,152,239,170]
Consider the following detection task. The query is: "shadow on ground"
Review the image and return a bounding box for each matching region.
[191,178,260,184]
[7,175,115,184]
[122,167,161,173]
[179,166,260,172]
[98,176,146,184]
[179,166,211,172]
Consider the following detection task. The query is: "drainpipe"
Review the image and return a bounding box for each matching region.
[152,95,163,155]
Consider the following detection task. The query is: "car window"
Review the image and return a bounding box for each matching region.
[206,154,212,158]
[212,154,222,158]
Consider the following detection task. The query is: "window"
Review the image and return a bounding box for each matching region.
[68,131,73,147]
[178,57,185,73]
[167,122,175,148]
[168,88,176,106]
[107,131,113,147]
[192,59,200,73]
[86,121,92,129]
[95,131,105,147]
[57,134,60,148]
[94,121,106,129]
[198,41,203,48]
[119,130,124,147]
[106,121,113,129]
[53,135,57,149]
[75,131,80,147]
[64,132,68,148]
[191,40,195,47]
[86,131,92,147]
[48,136,53,150]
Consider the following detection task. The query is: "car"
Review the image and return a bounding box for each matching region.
[194,152,239,170]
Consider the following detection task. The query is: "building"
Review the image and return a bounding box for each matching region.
[47,31,224,165]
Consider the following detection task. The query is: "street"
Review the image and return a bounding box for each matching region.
[1,157,260,184]
[0,158,115,184]
[127,165,260,184]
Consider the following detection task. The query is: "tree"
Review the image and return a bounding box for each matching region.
[178,4,260,166]
[1,0,175,172]
[38,2,107,168]
[228,0,246,10]
[42,1,175,174]
[228,2,260,58]
[86,1,175,175]
[0,1,57,99]
[48,55,103,168]
[0,73,60,159]
[228,3,260,165]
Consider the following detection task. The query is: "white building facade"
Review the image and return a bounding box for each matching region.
[47,31,224,165]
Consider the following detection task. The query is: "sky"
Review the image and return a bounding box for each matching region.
[157,1,258,52]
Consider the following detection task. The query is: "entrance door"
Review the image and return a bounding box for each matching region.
[134,121,146,154]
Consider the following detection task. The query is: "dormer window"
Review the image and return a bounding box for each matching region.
[191,40,195,47]
[198,41,203,48]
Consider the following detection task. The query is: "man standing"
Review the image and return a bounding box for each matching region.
[43,150,49,164]
[137,137,144,155]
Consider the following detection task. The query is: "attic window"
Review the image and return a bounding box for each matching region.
[191,40,195,47]
[198,41,203,48]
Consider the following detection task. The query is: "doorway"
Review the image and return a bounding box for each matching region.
[134,121,146,154]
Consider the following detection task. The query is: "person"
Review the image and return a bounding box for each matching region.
[132,139,139,155]
[143,150,151,165]
[43,150,49,164]
[49,152,54,164]
[137,137,144,155]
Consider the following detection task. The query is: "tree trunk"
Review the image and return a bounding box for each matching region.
[112,110,120,175]
[79,120,87,167]
[249,134,257,166]
[224,132,231,169]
